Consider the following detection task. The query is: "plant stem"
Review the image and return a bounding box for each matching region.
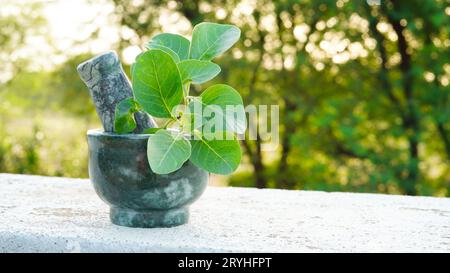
[183,82,191,102]
[163,119,175,129]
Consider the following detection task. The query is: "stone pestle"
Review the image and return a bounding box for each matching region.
[77,51,157,133]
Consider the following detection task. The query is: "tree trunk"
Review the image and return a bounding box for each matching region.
[436,122,450,160]
[386,1,420,195]
[242,138,267,188]
[253,135,266,188]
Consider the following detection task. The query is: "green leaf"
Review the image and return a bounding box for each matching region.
[178,60,221,84]
[131,62,136,76]
[191,84,246,134]
[190,23,240,61]
[146,33,190,61]
[145,44,180,63]
[114,98,139,134]
[147,129,191,174]
[190,131,241,175]
[132,49,183,118]
[142,128,163,134]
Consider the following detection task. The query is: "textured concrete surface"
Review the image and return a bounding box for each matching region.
[0,173,449,253]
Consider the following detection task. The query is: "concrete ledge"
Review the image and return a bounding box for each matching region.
[0,173,449,252]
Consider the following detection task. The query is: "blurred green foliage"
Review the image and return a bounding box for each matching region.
[0,1,98,177]
[0,0,449,196]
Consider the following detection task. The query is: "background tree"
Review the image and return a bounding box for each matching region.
[111,0,449,195]
[0,0,448,196]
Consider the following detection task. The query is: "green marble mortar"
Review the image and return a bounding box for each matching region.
[87,129,208,228]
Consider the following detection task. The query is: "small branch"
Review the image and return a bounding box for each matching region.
[328,129,369,160]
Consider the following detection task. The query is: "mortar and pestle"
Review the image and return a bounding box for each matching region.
[78,51,208,228]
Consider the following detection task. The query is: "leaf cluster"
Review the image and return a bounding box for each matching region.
[115,23,244,175]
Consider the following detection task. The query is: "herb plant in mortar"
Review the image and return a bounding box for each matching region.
[115,22,245,175]
[83,22,243,228]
